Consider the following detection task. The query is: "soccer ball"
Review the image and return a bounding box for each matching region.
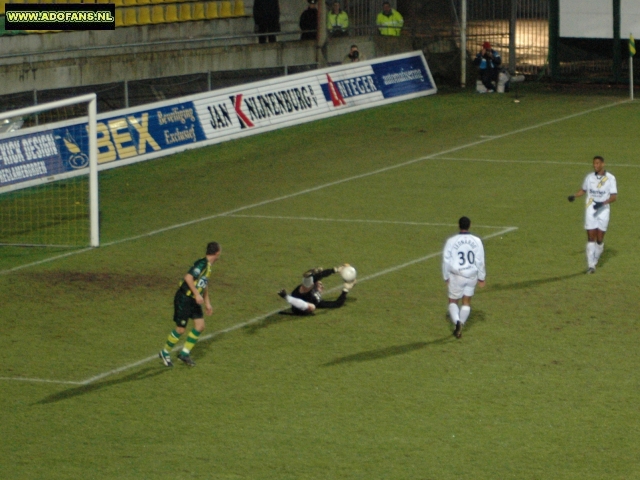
[340,265,357,282]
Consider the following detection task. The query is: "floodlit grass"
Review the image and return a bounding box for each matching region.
[1,87,640,479]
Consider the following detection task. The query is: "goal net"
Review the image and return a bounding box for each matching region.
[0,94,99,248]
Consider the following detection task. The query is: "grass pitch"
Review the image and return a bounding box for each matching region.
[1,86,640,479]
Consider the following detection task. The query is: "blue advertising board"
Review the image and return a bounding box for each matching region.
[371,55,435,97]
[0,101,206,189]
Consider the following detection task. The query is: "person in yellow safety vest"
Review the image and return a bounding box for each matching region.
[327,1,349,37]
[376,1,403,36]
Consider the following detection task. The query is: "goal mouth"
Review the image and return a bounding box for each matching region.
[0,94,99,248]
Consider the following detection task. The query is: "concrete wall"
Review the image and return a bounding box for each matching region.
[0,0,413,97]
[0,36,318,95]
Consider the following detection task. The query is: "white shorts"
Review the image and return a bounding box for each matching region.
[584,206,610,231]
[447,274,478,300]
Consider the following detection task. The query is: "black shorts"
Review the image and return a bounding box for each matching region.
[173,291,203,327]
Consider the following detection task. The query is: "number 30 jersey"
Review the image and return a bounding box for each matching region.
[442,232,486,281]
[179,257,212,297]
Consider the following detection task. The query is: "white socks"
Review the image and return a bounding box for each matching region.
[586,241,605,268]
[586,242,596,268]
[449,303,471,325]
[448,303,460,324]
[594,242,604,264]
[460,306,471,325]
[286,295,310,311]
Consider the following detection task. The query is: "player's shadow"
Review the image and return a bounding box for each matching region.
[597,247,616,268]
[483,272,584,293]
[243,297,357,335]
[322,337,452,366]
[242,310,311,335]
[34,367,168,405]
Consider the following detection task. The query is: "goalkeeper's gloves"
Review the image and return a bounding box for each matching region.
[593,201,605,210]
[342,279,356,292]
[303,267,323,278]
[334,263,350,273]
[567,195,575,202]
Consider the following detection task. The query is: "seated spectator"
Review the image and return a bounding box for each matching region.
[473,41,502,93]
[327,1,349,38]
[342,44,366,64]
[299,0,318,41]
[376,1,403,37]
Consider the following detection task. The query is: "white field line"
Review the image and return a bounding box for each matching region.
[436,156,640,168]
[0,376,84,386]
[0,99,626,277]
[226,214,513,230]
[1,226,517,386]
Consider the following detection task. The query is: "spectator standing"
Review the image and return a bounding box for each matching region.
[299,0,319,41]
[376,1,403,36]
[327,1,349,37]
[253,0,280,44]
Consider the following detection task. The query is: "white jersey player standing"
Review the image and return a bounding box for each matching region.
[568,156,617,274]
[442,216,486,339]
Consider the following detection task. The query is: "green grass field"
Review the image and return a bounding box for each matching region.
[2,86,640,479]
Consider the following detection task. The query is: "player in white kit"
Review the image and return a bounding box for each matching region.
[568,156,617,274]
[442,216,486,339]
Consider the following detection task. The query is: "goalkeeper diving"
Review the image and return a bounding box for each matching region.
[278,264,356,315]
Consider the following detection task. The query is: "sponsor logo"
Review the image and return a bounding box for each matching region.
[326,74,346,107]
[0,161,48,184]
[0,133,58,166]
[157,107,197,126]
[381,68,425,85]
[229,86,320,128]
[164,125,197,145]
[62,131,89,169]
[0,140,26,166]
[95,112,162,164]
[207,103,233,130]
[230,94,254,129]
[332,75,378,99]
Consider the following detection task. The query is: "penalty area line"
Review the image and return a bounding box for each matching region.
[226,214,515,230]
[0,226,517,386]
[435,157,640,168]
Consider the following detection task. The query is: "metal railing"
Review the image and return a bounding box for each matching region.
[0,63,319,118]
[461,0,549,75]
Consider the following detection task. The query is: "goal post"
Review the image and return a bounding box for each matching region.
[0,93,99,248]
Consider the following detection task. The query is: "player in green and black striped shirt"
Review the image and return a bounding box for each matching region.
[159,241,221,367]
